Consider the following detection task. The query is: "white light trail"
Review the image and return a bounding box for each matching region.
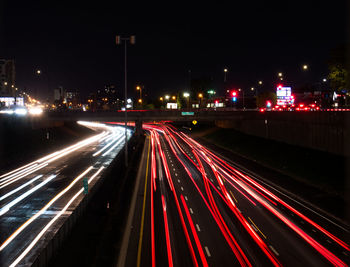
[93,133,123,157]
[8,166,104,267]
[0,174,43,202]
[0,174,57,216]
[0,166,93,252]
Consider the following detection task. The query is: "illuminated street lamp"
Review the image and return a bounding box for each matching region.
[224,68,228,82]
[183,92,190,108]
[116,34,136,167]
[165,95,170,100]
[278,72,283,77]
[302,64,308,70]
[11,85,14,88]
[136,85,142,100]
[323,78,327,82]
[36,69,41,75]
[138,99,142,104]
[250,87,254,91]
[4,81,7,86]
[198,93,203,98]
[258,80,263,85]
[160,97,163,101]
[172,96,176,100]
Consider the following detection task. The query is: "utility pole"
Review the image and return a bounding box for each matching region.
[116,35,135,167]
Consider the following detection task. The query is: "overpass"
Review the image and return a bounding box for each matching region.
[42,109,349,156]
[2,109,348,156]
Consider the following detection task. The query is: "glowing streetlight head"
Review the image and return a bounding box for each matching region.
[302,64,308,70]
[183,92,190,98]
[138,99,142,103]
[36,70,41,75]
[159,97,163,101]
[280,77,283,81]
[278,72,283,77]
[11,85,14,88]
[224,68,228,73]
[4,81,7,86]
[198,93,203,98]
[165,95,170,100]
[323,78,327,82]
[258,81,263,85]
[136,86,141,90]
[172,96,176,100]
[251,87,254,91]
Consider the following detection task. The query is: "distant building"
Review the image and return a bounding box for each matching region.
[0,59,16,96]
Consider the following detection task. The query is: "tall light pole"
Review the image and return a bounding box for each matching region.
[136,85,142,102]
[116,35,135,167]
[224,68,228,82]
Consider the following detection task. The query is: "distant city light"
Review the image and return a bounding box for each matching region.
[127,98,132,104]
[224,68,228,72]
[183,92,190,98]
[302,64,308,70]
[136,86,141,90]
[165,95,170,100]
[198,93,203,98]
[4,82,7,86]
[159,97,163,101]
[138,99,142,103]
[28,106,43,115]
[172,96,176,100]
[36,70,41,75]
[14,108,27,116]
[323,78,327,82]
[278,72,283,77]
[258,81,263,85]
[251,87,254,91]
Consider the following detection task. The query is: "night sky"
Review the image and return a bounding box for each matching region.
[1,1,348,101]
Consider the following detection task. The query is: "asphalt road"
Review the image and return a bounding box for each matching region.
[120,123,349,267]
[0,121,131,267]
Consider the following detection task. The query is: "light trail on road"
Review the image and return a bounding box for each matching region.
[0,121,130,266]
[128,122,349,267]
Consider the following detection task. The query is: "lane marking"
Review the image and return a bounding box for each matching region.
[229,190,238,203]
[185,196,188,201]
[269,245,279,256]
[175,173,178,176]
[136,138,151,267]
[248,217,266,239]
[178,179,181,183]
[181,186,184,191]
[204,246,211,257]
[189,208,194,214]
[196,224,201,232]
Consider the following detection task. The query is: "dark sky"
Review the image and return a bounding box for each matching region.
[1,1,348,101]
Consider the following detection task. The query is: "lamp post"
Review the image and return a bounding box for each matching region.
[136,85,142,101]
[116,35,135,167]
[198,93,203,108]
[224,68,228,82]
[183,92,190,109]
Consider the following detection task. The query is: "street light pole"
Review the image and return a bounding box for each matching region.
[116,35,135,167]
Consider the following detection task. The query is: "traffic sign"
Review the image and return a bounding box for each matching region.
[181,112,194,116]
[83,178,88,194]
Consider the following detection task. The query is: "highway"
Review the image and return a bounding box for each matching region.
[119,123,349,267]
[0,121,131,267]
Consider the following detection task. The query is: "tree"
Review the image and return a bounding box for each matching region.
[256,91,276,108]
[327,44,349,93]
